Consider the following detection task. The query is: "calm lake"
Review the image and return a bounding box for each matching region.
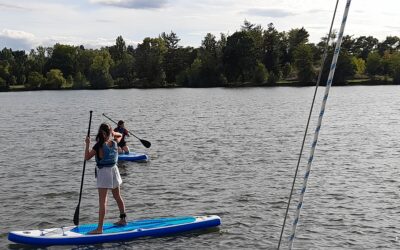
[0,86,399,249]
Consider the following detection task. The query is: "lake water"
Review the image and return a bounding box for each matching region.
[0,86,399,249]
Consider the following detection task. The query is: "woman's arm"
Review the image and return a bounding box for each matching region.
[85,136,96,160]
[112,131,122,143]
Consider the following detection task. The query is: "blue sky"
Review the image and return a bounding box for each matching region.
[1,0,399,51]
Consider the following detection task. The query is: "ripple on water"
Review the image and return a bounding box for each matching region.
[1,87,400,249]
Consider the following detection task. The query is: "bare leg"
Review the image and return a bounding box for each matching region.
[122,145,130,154]
[89,188,108,234]
[112,186,126,225]
[118,147,123,153]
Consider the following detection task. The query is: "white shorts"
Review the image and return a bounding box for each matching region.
[96,165,122,189]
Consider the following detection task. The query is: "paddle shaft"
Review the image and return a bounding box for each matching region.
[102,113,151,148]
[73,110,93,226]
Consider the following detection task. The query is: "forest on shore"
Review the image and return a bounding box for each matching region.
[0,20,399,91]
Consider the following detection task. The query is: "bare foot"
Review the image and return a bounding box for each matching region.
[88,228,103,235]
[114,219,127,226]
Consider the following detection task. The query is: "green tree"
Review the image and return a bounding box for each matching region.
[161,31,180,49]
[108,35,127,61]
[351,57,366,76]
[0,77,6,90]
[382,52,400,84]
[381,52,390,76]
[108,36,136,88]
[26,71,46,89]
[10,50,28,85]
[294,44,315,83]
[175,46,197,83]
[89,50,114,89]
[202,33,217,56]
[216,33,227,57]
[44,69,66,89]
[73,72,89,89]
[196,33,224,86]
[186,58,202,87]
[340,35,355,54]
[0,48,15,87]
[366,52,382,76]
[45,44,77,77]
[223,31,257,82]
[262,23,284,77]
[241,20,264,61]
[287,27,309,63]
[0,61,11,86]
[322,50,355,84]
[377,36,400,55]
[76,47,96,79]
[177,33,225,87]
[9,76,17,85]
[0,56,10,90]
[253,61,268,84]
[394,67,400,84]
[134,37,167,87]
[353,36,379,60]
[315,32,336,63]
[0,48,14,61]
[161,31,188,83]
[27,46,48,75]
[392,57,400,85]
[112,53,135,88]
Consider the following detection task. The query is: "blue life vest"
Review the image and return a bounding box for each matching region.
[95,141,118,168]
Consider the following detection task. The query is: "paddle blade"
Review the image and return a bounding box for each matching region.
[141,139,151,148]
[73,205,80,226]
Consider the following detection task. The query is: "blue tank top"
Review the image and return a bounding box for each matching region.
[95,141,118,168]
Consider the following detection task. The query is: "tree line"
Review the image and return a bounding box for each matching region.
[0,20,399,91]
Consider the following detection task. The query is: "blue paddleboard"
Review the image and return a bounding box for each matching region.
[118,152,149,162]
[8,215,221,246]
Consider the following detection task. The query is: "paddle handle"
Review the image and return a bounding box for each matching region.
[102,113,151,148]
[73,110,93,226]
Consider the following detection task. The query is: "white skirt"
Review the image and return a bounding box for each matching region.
[96,165,122,189]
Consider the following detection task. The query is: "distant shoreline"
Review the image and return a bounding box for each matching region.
[1,78,397,92]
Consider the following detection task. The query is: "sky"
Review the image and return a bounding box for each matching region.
[1,0,399,51]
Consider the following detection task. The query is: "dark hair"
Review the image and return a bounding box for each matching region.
[117,120,124,126]
[96,123,111,146]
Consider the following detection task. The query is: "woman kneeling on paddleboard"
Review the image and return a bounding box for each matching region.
[85,123,127,234]
[114,120,130,154]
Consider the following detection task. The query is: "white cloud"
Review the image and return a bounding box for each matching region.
[0,29,35,41]
[0,3,31,11]
[0,29,139,50]
[89,0,168,9]
[41,36,138,49]
[243,8,295,18]
[0,29,38,50]
[0,0,399,51]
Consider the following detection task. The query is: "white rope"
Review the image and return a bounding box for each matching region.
[288,0,352,249]
[277,1,340,248]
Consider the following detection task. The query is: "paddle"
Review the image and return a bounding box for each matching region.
[102,113,151,148]
[73,110,93,226]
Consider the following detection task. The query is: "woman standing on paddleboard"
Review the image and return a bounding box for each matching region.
[85,123,127,234]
